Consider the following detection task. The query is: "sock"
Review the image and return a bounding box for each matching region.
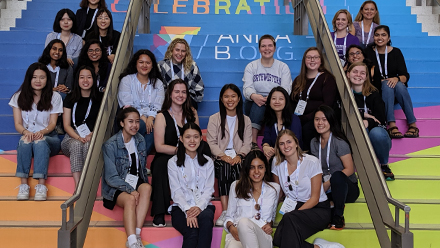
[127,234,137,246]
[136,228,141,237]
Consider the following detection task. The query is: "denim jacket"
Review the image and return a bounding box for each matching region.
[101,131,149,201]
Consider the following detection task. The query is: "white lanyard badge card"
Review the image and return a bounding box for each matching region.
[294,72,321,116]
[279,160,301,215]
[375,46,388,79]
[72,100,92,138]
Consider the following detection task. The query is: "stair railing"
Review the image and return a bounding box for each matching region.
[57,0,151,247]
[293,0,414,247]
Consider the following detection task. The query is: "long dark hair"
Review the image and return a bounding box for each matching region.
[38,39,69,69]
[53,9,77,33]
[77,39,109,82]
[119,49,163,88]
[161,79,196,124]
[92,8,114,42]
[79,0,106,8]
[235,150,274,200]
[264,87,293,127]
[219,84,244,141]
[176,122,208,167]
[117,106,140,129]
[70,65,99,103]
[291,47,333,99]
[373,25,392,46]
[15,62,54,111]
[313,105,351,151]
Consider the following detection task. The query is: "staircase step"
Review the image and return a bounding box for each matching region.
[0,177,73,197]
[386,179,440,200]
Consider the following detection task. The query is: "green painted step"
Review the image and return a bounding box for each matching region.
[390,158,440,177]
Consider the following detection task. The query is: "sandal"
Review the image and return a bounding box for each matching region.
[404,126,419,138]
[387,126,403,139]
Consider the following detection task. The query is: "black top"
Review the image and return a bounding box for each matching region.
[353,91,386,131]
[365,46,410,90]
[63,94,103,131]
[75,7,97,37]
[85,30,121,55]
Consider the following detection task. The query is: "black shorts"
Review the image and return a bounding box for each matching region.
[103,177,145,210]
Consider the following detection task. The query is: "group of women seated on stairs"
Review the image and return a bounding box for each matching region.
[9,1,419,247]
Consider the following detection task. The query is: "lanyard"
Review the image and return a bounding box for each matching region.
[180,156,199,191]
[274,123,285,136]
[361,21,373,46]
[72,99,92,130]
[134,76,152,107]
[25,111,38,129]
[47,64,60,87]
[333,33,347,57]
[170,60,185,80]
[82,8,98,38]
[251,183,265,219]
[285,160,301,201]
[299,72,321,101]
[170,108,187,146]
[122,133,139,176]
[318,132,332,174]
[375,46,388,79]
[99,36,113,55]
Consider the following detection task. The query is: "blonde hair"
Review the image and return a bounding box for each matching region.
[332,9,354,32]
[347,62,377,96]
[164,38,194,72]
[274,129,304,166]
[354,1,380,24]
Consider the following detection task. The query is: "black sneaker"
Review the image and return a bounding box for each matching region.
[152,214,166,227]
[330,215,345,230]
[381,164,395,181]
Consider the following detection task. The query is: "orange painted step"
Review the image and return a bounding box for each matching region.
[0,177,74,197]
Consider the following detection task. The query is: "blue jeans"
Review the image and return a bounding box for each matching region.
[367,127,391,165]
[16,131,61,179]
[381,80,416,124]
[138,119,154,155]
[171,205,215,248]
[244,100,266,130]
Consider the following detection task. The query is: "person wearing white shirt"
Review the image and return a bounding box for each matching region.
[118,49,165,155]
[168,122,215,248]
[9,63,64,201]
[224,150,280,248]
[272,130,345,248]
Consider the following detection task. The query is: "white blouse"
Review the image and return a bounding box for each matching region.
[9,91,63,133]
[167,154,215,214]
[224,181,280,233]
[272,154,327,203]
[118,74,165,118]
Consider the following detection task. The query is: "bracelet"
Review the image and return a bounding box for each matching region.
[22,129,27,135]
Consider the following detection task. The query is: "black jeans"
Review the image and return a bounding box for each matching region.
[327,171,360,217]
[171,205,215,248]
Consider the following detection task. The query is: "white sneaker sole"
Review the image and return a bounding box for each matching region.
[34,195,47,201]
[17,195,29,200]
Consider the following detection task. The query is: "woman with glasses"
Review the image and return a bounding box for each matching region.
[243,34,292,149]
[75,0,107,38]
[77,39,111,92]
[223,150,280,248]
[84,8,120,64]
[45,9,83,67]
[290,47,338,152]
[352,1,380,48]
[331,9,359,66]
[272,130,344,248]
[365,25,418,139]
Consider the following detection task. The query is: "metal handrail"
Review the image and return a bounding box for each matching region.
[58,0,150,247]
[296,0,413,247]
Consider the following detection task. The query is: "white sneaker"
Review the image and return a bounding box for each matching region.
[34,184,48,201]
[17,184,30,200]
[314,238,345,248]
[125,236,143,248]
[215,210,227,226]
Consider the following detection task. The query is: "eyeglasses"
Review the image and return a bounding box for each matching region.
[287,176,293,191]
[98,17,110,21]
[87,48,102,54]
[305,56,320,61]
[349,51,362,57]
[254,204,261,220]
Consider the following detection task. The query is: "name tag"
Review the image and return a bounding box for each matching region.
[323,174,331,182]
[294,100,307,116]
[77,124,91,138]
[279,197,297,215]
[192,188,202,204]
[250,217,266,228]
[224,149,237,158]
[125,174,138,189]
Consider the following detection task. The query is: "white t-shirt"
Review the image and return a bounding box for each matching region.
[124,135,139,171]
[226,115,237,149]
[272,154,327,203]
[8,91,63,133]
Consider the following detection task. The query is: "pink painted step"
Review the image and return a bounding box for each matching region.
[395,105,440,119]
